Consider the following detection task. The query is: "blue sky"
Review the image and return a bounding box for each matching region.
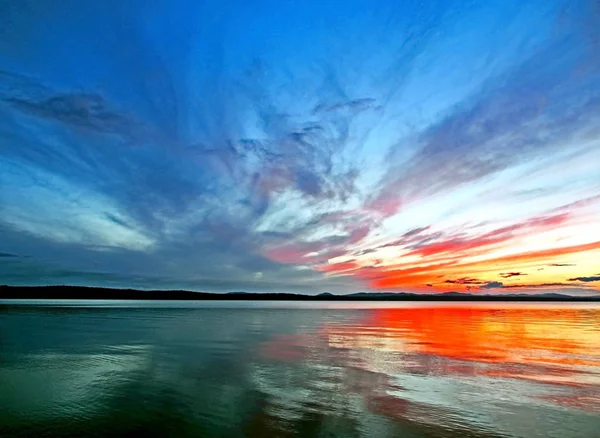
[1,0,599,294]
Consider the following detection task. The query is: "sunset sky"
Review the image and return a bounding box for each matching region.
[1,0,599,295]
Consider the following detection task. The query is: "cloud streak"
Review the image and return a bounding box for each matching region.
[568,276,600,283]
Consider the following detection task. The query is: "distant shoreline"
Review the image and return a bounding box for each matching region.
[1,285,599,302]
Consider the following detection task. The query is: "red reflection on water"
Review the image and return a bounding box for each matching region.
[259,305,600,417]
[361,305,600,370]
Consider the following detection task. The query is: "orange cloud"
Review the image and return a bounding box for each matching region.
[359,240,600,291]
[471,240,600,267]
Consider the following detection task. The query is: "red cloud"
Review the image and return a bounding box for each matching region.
[355,261,457,280]
[407,235,507,257]
[316,261,359,273]
[407,213,570,258]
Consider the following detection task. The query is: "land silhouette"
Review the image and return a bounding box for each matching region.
[1,285,599,301]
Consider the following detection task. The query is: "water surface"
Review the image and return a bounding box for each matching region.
[1,301,599,437]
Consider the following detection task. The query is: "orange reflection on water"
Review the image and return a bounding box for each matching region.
[370,306,599,366]
[258,304,600,420]
[320,305,600,387]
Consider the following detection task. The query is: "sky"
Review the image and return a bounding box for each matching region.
[0,0,599,295]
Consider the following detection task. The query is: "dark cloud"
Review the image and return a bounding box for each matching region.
[550,263,576,267]
[4,92,142,138]
[499,272,527,278]
[352,248,378,256]
[444,277,485,285]
[503,283,577,288]
[0,252,18,257]
[314,98,377,114]
[568,276,600,283]
[482,281,504,289]
[379,226,431,248]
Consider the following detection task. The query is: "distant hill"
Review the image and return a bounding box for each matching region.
[1,285,599,302]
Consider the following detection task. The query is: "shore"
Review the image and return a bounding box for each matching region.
[2,285,599,302]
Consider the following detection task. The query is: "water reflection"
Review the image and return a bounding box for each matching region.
[315,305,600,436]
[326,306,600,383]
[1,303,599,437]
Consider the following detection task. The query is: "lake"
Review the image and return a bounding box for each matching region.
[1,301,599,437]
